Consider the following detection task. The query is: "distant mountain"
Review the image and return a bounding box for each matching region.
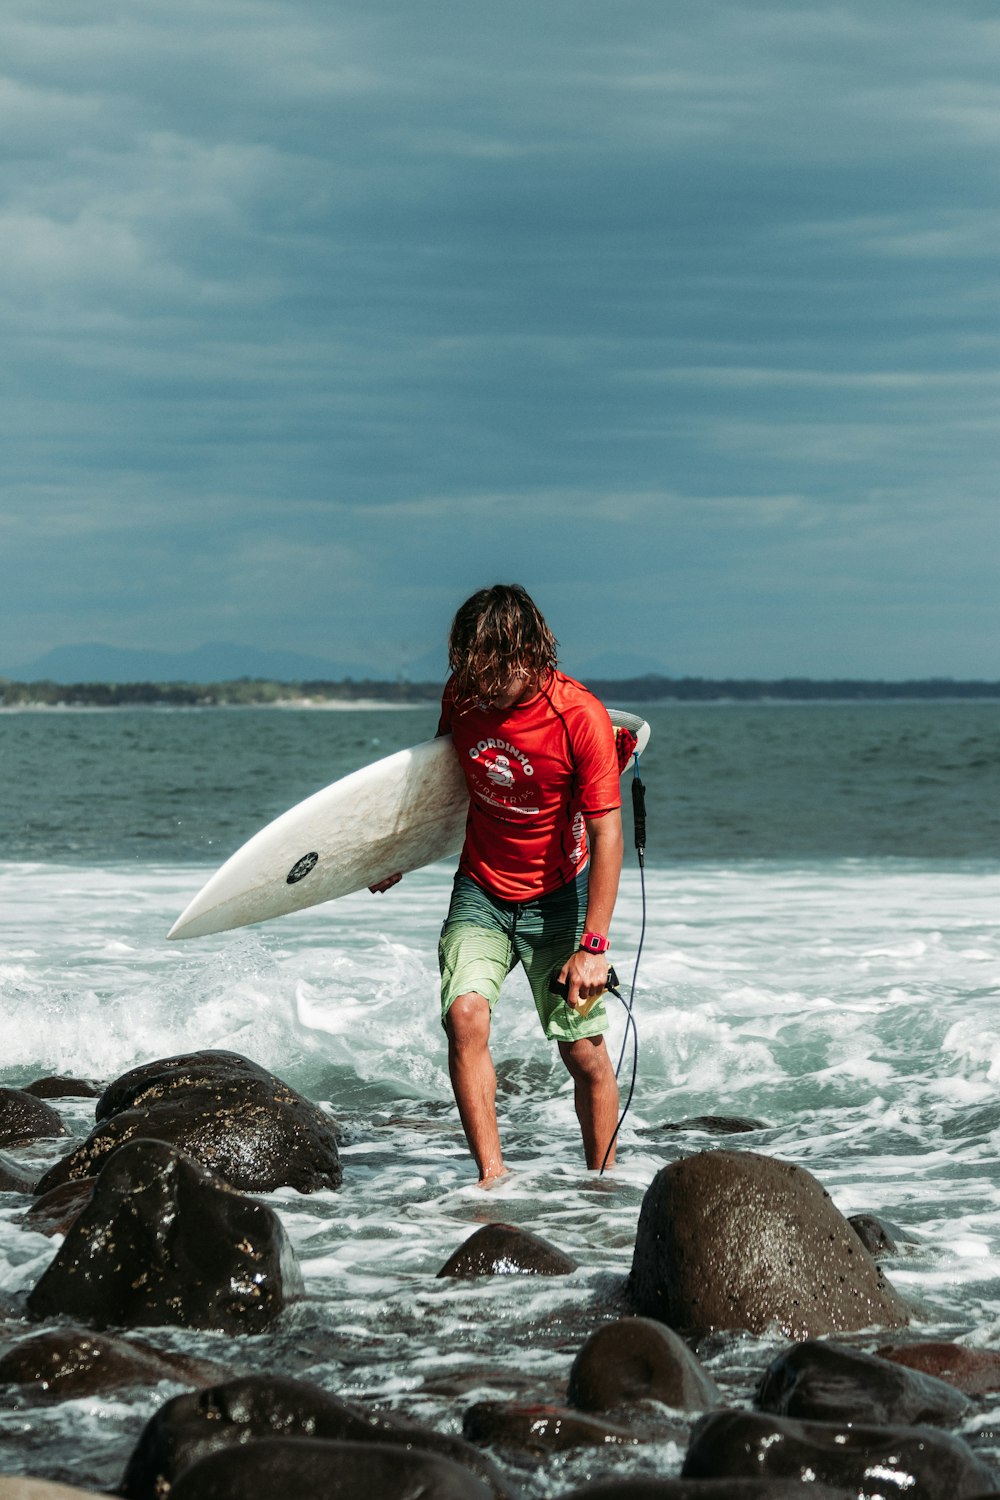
[2,639,675,687]
[572,651,672,679]
[2,642,402,685]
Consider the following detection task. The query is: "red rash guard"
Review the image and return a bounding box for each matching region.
[438,670,622,902]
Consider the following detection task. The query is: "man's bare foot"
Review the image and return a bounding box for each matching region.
[477,1166,511,1189]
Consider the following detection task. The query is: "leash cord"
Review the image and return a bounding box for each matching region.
[599,751,646,1175]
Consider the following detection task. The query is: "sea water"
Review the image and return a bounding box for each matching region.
[1,703,999,1493]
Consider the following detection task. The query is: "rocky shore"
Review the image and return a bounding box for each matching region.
[2,1052,999,1499]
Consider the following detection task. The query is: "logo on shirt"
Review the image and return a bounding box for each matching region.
[485,753,515,789]
[468,737,534,776]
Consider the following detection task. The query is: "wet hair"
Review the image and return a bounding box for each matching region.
[447,584,558,703]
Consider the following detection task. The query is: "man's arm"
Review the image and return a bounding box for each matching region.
[559,808,624,1008]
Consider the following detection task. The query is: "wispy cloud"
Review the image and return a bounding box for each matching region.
[1,0,998,675]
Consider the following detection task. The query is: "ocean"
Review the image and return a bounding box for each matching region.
[2,701,1000,1494]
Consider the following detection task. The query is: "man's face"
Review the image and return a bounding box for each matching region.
[478,670,530,712]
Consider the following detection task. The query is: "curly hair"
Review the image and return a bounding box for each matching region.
[447,584,558,704]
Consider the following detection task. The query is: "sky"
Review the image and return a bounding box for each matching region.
[2,0,999,680]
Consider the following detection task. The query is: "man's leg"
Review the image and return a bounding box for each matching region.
[446,991,507,1185]
[557,1035,620,1170]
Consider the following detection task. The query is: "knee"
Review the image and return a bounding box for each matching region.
[560,1036,613,1085]
[446,993,492,1052]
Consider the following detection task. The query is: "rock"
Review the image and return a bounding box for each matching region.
[643,1116,769,1135]
[568,1318,721,1413]
[554,1482,857,1499]
[34,1050,341,1196]
[0,1327,228,1401]
[848,1213,910,1259]
[26,1139,303,1335]
[0,1481,110,1499]
[169,1438,495,1500]
[755,1339,972,1426]
[877,1340,1000,1395]
[0,1151,37,1193]
[438,1222,577,1277]
[118,1374,516,1500]
[20,1180,96,1237]
[681,1409,996,1497]
[0,1088,68,1149]
[94,1049,283,1120]
[22,1076,100,1100]
[462,1401,652,1455]
[628,1151,910,1338]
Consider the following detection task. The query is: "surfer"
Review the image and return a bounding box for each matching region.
[371,584,628,1185]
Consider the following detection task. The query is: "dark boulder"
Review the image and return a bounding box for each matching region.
[681,1409,996,1497]
[568,1318,720,1413]
[23,1076,100,1100]
[848,1213,911,1259]
[0,1327,227,1401]
[438,1222,577,1277]
[462,1400,656,1455]
[643,1116,769,1135]
[0,1151,37,1193]
[95,1050,280,1120]
[170,1438,495,1500]
[877,1340,1000,1396]
[0,1087,68,1148]
[118,1374,516,1500]
[756,1339,971,1426]
[555,1482,856,1499]
[20,1179,96,1237]
[34,1050,341,1196]
[27,1139,302,1335]
[629,1151,910,1337]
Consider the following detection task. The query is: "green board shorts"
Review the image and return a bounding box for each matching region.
[438,867,609,1042]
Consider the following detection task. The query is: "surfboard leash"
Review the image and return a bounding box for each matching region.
[599,749,647,1176]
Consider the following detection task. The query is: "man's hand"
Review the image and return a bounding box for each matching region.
[368,871,403,894]
[558,949,610,1010]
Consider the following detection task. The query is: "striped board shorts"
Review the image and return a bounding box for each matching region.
[438,867,609,1042]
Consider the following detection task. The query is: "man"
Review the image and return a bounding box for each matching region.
[372,584,628,1185]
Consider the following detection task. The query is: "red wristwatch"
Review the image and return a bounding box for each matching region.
[579,930,610,955]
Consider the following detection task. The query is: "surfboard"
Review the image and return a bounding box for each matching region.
[167,709,650,940]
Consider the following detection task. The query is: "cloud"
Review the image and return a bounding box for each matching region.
[1,0,998,675]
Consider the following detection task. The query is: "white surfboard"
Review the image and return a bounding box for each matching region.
[168,709,650,940]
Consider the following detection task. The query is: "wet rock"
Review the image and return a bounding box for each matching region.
[681,1409,996,1496]
[27,1139,302,1335]
[643,1116,770,1135]
[849,1213,911,1259]
[22,1076,100,1100]
[438,1222,577,1277]
[0,1152,36,1193]
[0,1327,228,1401]
[34,1050,341,1196]
[555,1482,856,1499]
[0,1088,68,1149]
[94,1049,283,1119]
[170,1438,495,1500]
[628,1150,910,1337]
[0,1481,110,1499]
[877,1340,1000,1395]
[20,1179,96,1237]
[463,1400,651,1455]
[568,1317,721,1413]
[118,1373,516,1500]
[755,1338,972,1426]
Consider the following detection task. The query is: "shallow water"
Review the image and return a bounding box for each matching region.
[1,706,999,1492]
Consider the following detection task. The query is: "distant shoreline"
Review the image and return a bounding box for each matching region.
[2,675,1000,709]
